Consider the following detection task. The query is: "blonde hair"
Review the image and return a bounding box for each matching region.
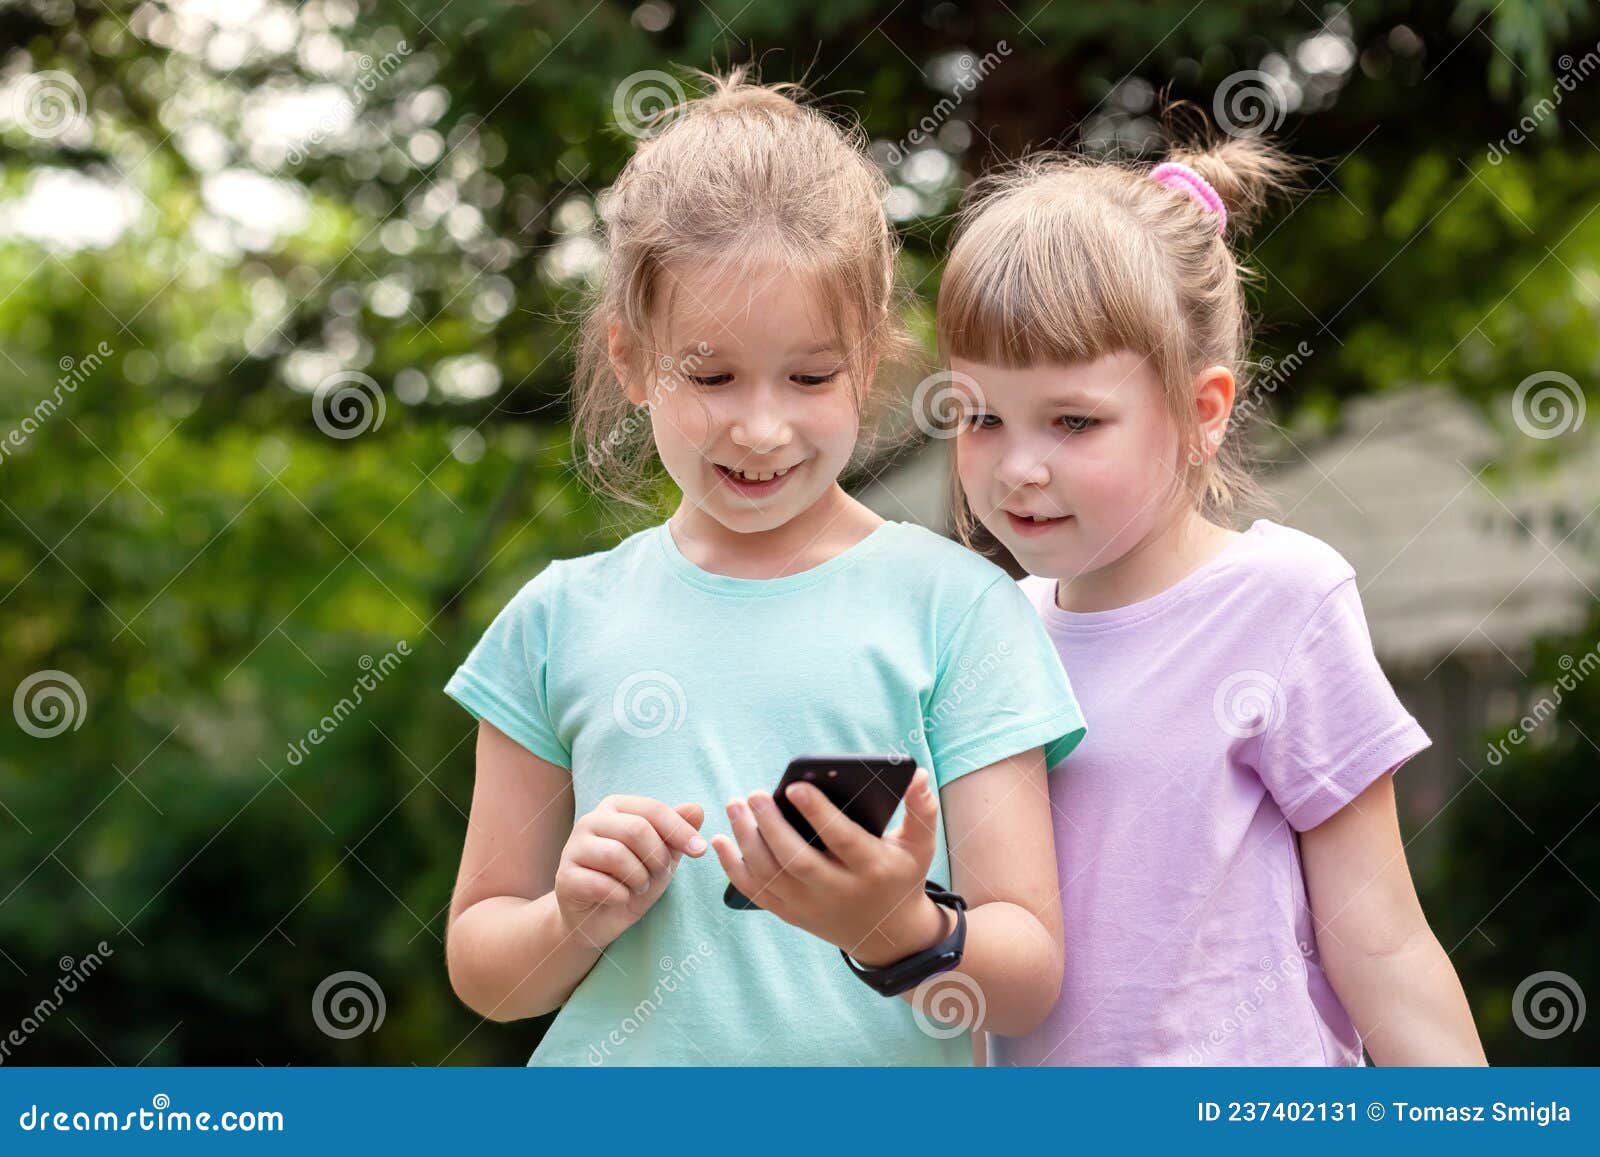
[937,119,1300,543]
[573,67,912,508]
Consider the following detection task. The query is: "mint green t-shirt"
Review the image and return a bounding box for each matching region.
[443,519,1086,1066]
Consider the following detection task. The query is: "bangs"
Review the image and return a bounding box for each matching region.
[937,176,1185,380]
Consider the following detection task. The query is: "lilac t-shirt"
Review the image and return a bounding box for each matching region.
[993,520,1430,1067]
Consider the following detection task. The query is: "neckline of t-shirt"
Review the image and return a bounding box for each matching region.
[654,518,905,597]
[1036,518,1271,633]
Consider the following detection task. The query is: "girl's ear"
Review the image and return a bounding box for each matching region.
[1192,364,1236,459]
[609,323,647,407]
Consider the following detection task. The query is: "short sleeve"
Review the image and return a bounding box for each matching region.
[924,577,1087,788]
[443,566,571,768]
[1257,578,1430,831]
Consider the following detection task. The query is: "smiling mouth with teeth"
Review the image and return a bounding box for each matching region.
[1003,509,1072,534]
[715,462,798,484]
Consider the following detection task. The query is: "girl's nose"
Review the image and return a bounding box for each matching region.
[729,410,792,454]
[996,446,1050,489]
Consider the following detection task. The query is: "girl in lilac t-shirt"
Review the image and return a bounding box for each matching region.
[932,130,1488,1065]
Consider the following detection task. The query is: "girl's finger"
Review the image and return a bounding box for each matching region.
[606,795,708,856]
[725,798,798,910]
[672,802,709,854]
[726,797,782,881]
[710,835,768,910]
[589,812,672,876]
[890,768,940,863]
[747,790,835,884]
[572,837,652,894]
[558,864,632,909]
[782,781,875,869]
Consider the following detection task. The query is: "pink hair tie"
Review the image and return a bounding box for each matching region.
[1149,161,1227,235]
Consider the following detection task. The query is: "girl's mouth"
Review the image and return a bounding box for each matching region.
[713,460,800,498]
[1004,511,1072,537]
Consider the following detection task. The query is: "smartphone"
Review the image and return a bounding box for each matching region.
[723,753,917,910]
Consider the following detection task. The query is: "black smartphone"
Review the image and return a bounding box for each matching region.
[723,753,917,910]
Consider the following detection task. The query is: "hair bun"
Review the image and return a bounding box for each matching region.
[1163,134,1301,235]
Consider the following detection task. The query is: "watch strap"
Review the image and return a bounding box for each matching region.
[841,880,967,997]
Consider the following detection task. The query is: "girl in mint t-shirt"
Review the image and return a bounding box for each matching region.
[937,129,1486,1066]
[440,70,1086,1066]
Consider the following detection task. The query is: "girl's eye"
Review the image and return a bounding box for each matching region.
[961,413,999,431]
[688,373,732,387]
[1059,415,1099,433]
[792,371,841,387]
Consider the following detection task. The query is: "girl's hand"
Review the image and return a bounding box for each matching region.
[554,795,707,949]
[711,768,949,967]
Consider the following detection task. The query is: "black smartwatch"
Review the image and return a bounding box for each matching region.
[841,881,967,996]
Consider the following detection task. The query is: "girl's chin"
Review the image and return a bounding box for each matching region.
[993,525,1080,571]
[693,490,807,531]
